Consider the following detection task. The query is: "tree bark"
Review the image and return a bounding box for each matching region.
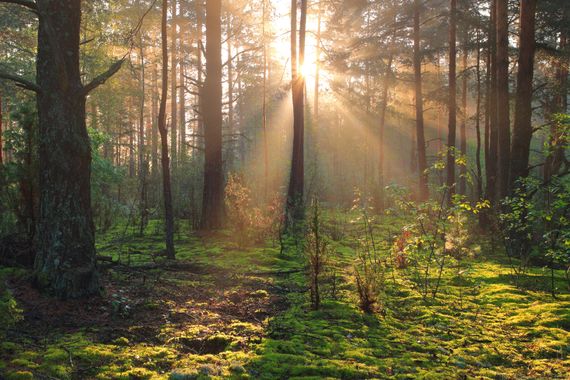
[158,0,176,259]
[286,0,307,227]
[34,0,100,298]
[496,0,511,197]
[413,0,429,201]
[446,0,457,202]
[201,0,224,229]
[178,2,186,163]
[510,0,537,184]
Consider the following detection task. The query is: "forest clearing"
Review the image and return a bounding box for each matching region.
[0,0,569,379]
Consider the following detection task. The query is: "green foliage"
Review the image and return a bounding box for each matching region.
[89,127,125,232]
[500,175,570,291]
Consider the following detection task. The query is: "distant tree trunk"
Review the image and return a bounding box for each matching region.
[475,28,483,199]
[413,0,428,201]
[485,0,498,204]
[510,0,537,185]
[151,64,159,178]
[262,0,269,196]
[496,0,510,198]
[170,0,178,170]
[227,16,234,171]
[459,39,468,196]
[179,3,186,163]
[201,0,224,229]
[34,0,100,298]
[446,0,457,202]
[129,126,135,177]
[158,0,176,259]
[139,34,148,235]
[286,0,307,227]
[377,52,393,211]
[313,0,322,122]
[195,0,204,154]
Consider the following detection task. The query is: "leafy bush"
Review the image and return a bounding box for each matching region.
[225,173,282,247]
[351,189,387,313]
[305,199,330,310]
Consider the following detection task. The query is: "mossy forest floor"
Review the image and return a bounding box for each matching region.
[1,214,569,379]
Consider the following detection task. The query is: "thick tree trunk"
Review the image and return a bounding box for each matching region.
[496,0,511,198]
[446,0,457,202]
[510,0,537,185]
[34,0,100,298]
[159,0,176,259]
[201,0,224,229]
[413,0,429,201]
[286,0,307,227]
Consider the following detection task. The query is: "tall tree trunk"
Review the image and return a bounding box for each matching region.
[262,0,269,197]
[286,0,307,227]
[227,16,234,171]
[313,0,322,122]
[377,52,393,211]
[34,0,100,298]
[151,63,159,178]
[413,0,429,201]
[446,0,457,202]
[496,0,510,197]
[475,28,483,199]
[139,34,148,235]
[459,41,468,195]
[201,0,224,229]
[179,10,186,163]
[510,0,537,184]
[170,0,178,170]
[485,0,498,204]
[195,0,204,154]
[158,0,176,259]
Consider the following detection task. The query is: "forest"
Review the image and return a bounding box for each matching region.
[0,0,569,378]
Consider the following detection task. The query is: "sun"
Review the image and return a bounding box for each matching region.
[299,62,314,79]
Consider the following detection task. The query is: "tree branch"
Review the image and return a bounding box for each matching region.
[82,58,126,95]
[0,70,40,93]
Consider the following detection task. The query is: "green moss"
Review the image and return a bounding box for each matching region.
[5,371,34,380]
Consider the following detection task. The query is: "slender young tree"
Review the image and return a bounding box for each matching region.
[158,0,176,259]
[510,0,537,184]
[138,34,148,235]
[201,0,224,229]
[0,92,3,165]
[446,0,458,201]
[459,38,468,196]
[413,0,429,201]
[170,0,178,170]
[485,0,498,204]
